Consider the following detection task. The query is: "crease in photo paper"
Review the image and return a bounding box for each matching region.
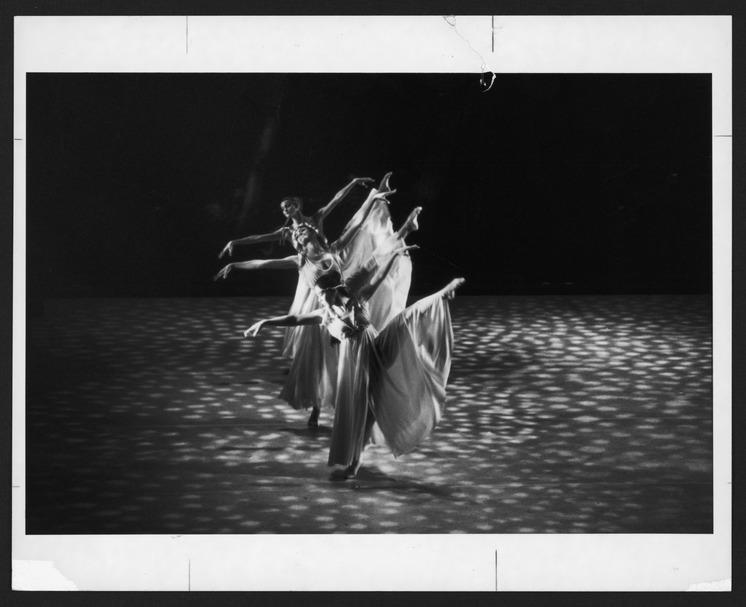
[442,15,496,91]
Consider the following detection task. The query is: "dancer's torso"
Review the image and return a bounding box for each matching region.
[323,300,371,343]
[299,250,343,290]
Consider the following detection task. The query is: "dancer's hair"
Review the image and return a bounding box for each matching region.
[278,196,304,231]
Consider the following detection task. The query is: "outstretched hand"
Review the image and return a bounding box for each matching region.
[214,264,233,281]
[352,177,375,188]
[218,241,234,259]
[396,244,419,255]
[244,321,264,338]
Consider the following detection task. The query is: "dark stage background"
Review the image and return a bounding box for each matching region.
[27,73,711,301]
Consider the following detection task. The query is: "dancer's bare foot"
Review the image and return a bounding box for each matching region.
[440,277,466,300]
[307,407,320,429]
[378,171,393,193]
[329,468,348,481]
[344,462,361,479]
[329,466,359,481]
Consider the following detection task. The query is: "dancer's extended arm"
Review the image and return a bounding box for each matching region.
[244,310,324,337]
[214,255,298,281]
[314,177,374,223]
[219,227,290,258]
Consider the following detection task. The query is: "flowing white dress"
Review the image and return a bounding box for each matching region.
[279,197,413,412]
[326,290,454,467]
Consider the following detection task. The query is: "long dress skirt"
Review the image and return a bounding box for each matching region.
[336,198,412,330]
[279,322,339,411]
[281,275,316,359]
[327,291,453,467]
[279,198,412,412]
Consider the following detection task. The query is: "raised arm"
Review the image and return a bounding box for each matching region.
[244,309,324,337]
[214,255,299,281]
[314,177,374,223]
[219,227,290,259]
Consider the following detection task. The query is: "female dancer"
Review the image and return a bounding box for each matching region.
[215,177,421,426]
[215,191,422,330]
[244,244,465,479]
[217,199,423,425]
[217,176,375,260]
[217,174,400,358]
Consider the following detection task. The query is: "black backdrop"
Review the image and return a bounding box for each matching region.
[27,73,711,300]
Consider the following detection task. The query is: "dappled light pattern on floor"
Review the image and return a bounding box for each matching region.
[26,295,711,533]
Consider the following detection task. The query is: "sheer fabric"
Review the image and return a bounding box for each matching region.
[279,320,338,411]
[336,198,412,330]
[281,275,317,359]
[327,292,453,467]
[279,197,413,412]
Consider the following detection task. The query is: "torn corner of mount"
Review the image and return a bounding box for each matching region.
[687,578,732,592]
[12,560,79,591]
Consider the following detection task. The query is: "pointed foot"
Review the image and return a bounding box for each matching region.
[441,277,466,300]
[329,461,361,481]
[404,206,422,233]
[329,468,348,481]
[329,466,358,481]
[378,171,393,192]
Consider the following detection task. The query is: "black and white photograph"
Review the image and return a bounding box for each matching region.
[11,15,732,591]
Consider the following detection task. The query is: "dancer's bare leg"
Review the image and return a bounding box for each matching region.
[354,244,418,301]
[395,206,422,241]
[334,191,393,251]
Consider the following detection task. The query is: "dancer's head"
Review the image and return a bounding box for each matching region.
[295,225,322,254]
[315,266,344,292]
[314,267,351,309]
[280,197,303,220]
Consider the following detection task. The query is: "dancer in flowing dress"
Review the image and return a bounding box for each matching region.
[215,175,422,426]
[215,188,422,331]
[218,175,378,367]
[218,176,375,261]
[244,243,465,479]
[216,174,402,358]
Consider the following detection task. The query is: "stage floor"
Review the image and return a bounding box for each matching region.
[25,295,712,534]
